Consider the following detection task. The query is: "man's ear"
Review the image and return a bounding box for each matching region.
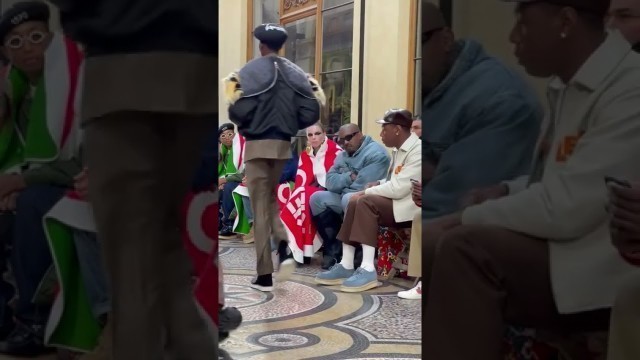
[440,28,455,52]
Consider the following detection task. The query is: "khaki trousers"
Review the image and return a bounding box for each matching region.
[337,194,411,247]
[407,209,421,277]
[607,274,640,360]
[85,112,217,360]
[423,225,610,360]
[245,158,288,276]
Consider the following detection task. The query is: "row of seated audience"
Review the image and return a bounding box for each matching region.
[419,1,640,360]
[0,0,638,359]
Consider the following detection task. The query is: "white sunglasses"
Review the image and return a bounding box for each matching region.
[5,30,47,49]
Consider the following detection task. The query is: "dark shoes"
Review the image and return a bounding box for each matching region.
[219,306,242,342]
[250,274,274,292]
[0,321,54,357]
[219,226,237,239]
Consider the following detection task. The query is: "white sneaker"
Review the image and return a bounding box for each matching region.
[275,258,296,282]
[398,281,422,300]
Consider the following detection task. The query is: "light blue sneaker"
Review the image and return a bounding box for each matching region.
[340,268,380,293]
[315,264,355,285]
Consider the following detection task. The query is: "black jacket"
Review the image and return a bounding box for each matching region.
[49,0,217,57]
[228,77,320,141]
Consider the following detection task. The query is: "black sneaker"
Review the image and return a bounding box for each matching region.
[0,322,54,356]
[250,274,273,292]
[219,226,237,240]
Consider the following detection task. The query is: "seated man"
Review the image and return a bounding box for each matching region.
[421,1,541,219]
[422,1,640,359]
[310,123,389,269]
[606,6,640,359]
[315,109,421,292]
[218,123,242,239]
[401,1,542,298]
[411,117,421,138]
[0,2,84,355]
[397,179,423,300]
[607,180,640,360]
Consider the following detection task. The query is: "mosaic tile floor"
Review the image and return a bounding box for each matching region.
[220,237,422,360]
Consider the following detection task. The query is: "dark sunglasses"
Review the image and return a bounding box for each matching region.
[338,131,359,144]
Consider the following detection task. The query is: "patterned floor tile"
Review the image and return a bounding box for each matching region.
[220,241,422,359]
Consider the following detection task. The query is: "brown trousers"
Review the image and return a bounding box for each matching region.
[337,194,411,247]
[245,158,288,276]
[423,225,610,360]
[85,112,217,360]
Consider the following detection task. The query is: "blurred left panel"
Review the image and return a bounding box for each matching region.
[0,0,220,359]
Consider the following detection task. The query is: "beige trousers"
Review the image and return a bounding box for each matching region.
[407,209,422,277]
[607,274,640,360]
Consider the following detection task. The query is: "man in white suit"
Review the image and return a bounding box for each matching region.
[605,1,640,359]
[315,109,421,293]
[421,1,640,359]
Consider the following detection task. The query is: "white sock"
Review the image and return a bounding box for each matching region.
[339,244,356,270]
[360,245,376,272]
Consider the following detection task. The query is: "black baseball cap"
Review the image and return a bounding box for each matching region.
[376,109,414,128]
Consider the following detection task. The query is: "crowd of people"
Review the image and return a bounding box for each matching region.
[0,0,639,359]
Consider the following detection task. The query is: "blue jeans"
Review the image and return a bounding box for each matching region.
[11,185,65,325]
[309,191,355,217]
[220,181,240,228]
[74,230,110,319]
[241,195,253,223]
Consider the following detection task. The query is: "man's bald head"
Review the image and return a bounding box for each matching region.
[340,123,360,133]
[421,1,455,96]
[337,123,363,155]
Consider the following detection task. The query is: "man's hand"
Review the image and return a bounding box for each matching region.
[350,172,357,181]
[412,180,422,207]
[74,167,89,200]
[460,183,508,209]
[218,176,227,190]
[0,174,26,198]
[609,182,640,257]
[0,192,18,212]
[241,176,247,186]
[365,181,380,189]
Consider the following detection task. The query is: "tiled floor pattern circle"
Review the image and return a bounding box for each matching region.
[220,238,422,359]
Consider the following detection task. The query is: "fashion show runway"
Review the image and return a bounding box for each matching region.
[220,238,422,360]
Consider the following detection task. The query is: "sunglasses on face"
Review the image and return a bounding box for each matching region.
[307,131,322,137]
[5,30,47,49]
[338,131,359,144]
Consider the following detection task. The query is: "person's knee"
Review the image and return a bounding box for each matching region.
[222,181,239,193]
[433,226,477,259]
[15,185,58,212]
[310,191,334,215]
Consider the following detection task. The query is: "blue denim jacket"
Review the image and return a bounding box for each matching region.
[326,136,390,195]
[422,39,543,219]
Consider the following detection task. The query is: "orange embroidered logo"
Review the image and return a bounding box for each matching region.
[555,131,585,162]
[395,165,403,174]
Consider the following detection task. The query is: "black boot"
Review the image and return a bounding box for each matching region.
[312,210,343,270]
